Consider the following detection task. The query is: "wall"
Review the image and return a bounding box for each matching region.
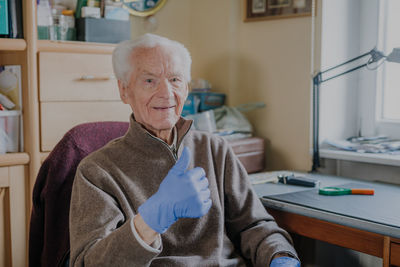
[131,0,313,171]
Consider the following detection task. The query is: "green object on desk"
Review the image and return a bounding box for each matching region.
[319,187,374,196]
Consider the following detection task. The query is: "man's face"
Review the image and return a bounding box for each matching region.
[120,46,188,133]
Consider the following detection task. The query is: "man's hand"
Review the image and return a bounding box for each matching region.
[138,147,212,233]
[270,256,300,267]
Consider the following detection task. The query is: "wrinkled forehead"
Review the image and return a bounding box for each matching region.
[130,46,185,76]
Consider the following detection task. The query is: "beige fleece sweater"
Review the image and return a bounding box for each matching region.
[69,115,297,267]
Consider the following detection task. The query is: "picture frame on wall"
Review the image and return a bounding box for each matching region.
[244,0,313,22]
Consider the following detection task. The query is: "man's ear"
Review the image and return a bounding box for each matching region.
[118,80,128,104]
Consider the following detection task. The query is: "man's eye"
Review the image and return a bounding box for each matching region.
[145,79,153,83]
[171,77,179,82]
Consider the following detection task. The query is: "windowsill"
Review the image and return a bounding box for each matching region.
[319,146,400,167]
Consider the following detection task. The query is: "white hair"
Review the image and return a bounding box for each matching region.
[112,33,192,85]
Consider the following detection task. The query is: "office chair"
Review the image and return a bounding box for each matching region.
[29,121,129,267]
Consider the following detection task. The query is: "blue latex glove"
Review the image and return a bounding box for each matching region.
[270,256,300,267]
[138,147,212,233]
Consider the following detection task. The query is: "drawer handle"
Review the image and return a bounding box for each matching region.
[79,75,115,81]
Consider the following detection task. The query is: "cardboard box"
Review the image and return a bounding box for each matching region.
[183,92,226,115]
[228,137,265,173]
[76,18,131,43]
[197,92,225,112]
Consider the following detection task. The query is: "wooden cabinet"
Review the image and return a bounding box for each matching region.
[0,165,27,267]
[0,6,30,265]
[1,1,131,266]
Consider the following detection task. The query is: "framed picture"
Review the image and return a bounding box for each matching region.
[118,0,167,17]
[244,0,313,22]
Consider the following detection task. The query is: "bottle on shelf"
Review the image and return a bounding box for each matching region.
[37,0,55,40]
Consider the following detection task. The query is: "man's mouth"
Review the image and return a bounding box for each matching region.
[153,105,176,110]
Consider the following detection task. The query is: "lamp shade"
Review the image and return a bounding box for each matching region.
[386,48,400,63]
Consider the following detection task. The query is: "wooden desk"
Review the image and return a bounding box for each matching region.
[251,171,400,267]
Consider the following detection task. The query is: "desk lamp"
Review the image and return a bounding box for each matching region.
[312,47,400,172]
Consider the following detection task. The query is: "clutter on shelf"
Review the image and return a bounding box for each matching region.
[0,65,23,153]
[183,79,266,141]
[37,0,131,43]
[183,78,226,116]
[323,135,400,155]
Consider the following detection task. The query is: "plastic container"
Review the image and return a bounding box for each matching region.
[182,93,199,116]
[0,110,21,153]
[198,92,226,111]
[185,110,216,133]
[183,92,226,116]
[37,0,55,40]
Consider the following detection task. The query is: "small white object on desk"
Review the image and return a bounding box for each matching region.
[248,172,280,185]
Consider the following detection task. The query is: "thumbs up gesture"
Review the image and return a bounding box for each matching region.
[138,147,212,233]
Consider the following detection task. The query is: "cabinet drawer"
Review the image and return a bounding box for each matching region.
[40,101,131,151]
[391,242,400,266]
[39,52,120,101]
[228,137,264,154]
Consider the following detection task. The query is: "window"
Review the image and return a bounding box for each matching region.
[375,0,400,136]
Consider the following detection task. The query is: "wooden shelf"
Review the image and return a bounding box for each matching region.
[0,153,30,167]
[37,40,116,54]
[0,38,27,51]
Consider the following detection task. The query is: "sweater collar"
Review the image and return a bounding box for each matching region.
[124,114,193,153]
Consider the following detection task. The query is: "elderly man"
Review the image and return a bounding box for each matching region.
[69,34,300,267]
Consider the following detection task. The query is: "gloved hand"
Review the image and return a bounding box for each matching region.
[138,147,212,233]
[270,256,300,267]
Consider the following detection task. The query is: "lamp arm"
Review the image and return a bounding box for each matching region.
[310,47,385,172]
[320,50,372,74]
[315,48,385,83]
[321,62,369,83]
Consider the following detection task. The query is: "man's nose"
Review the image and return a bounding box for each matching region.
[157,79,174,98]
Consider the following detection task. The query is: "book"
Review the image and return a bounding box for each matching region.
[0,0,9,36]
[7,0,23,38]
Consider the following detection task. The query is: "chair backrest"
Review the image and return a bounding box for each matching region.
[29,121,129,267]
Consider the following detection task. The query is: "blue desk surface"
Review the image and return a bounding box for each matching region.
[251,171,400,239]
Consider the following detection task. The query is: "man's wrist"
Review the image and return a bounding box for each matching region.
[133,214,158,245]
[272,252,297,260]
